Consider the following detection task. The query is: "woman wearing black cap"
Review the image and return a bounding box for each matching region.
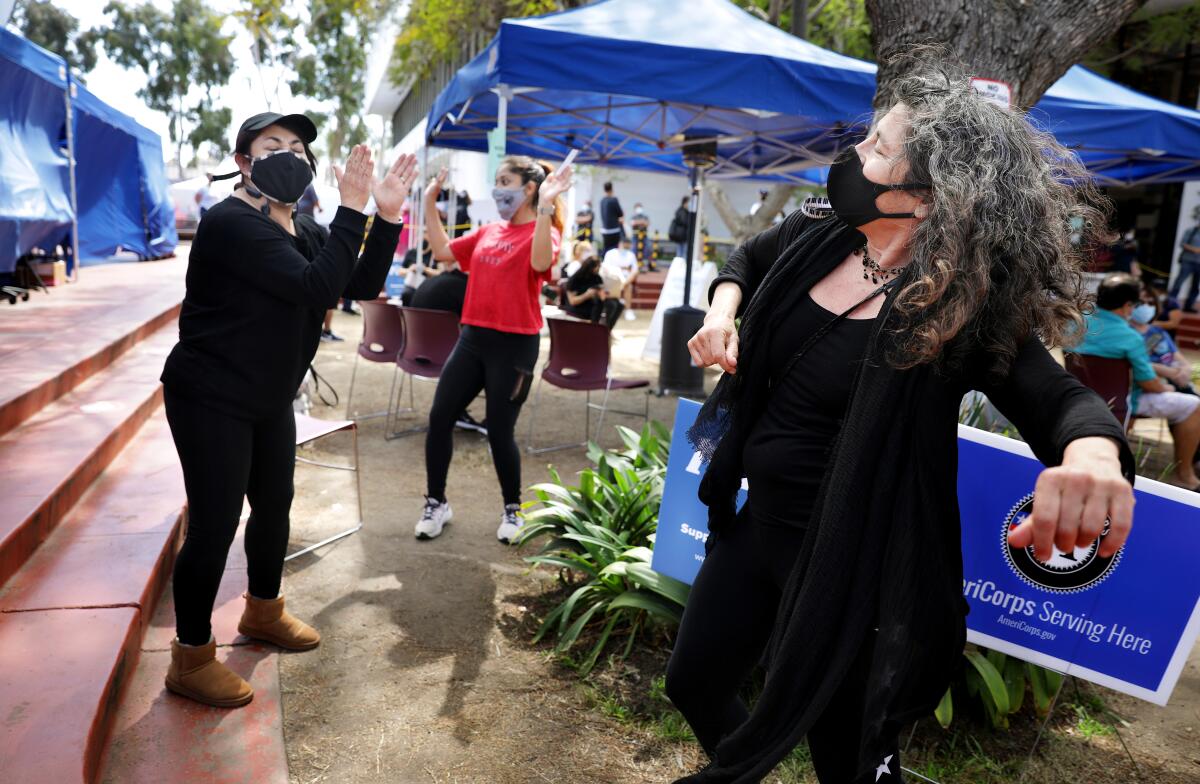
[160,112,418,707]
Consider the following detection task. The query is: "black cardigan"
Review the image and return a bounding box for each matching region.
[162,198,400,420]
[680,211,1134,783]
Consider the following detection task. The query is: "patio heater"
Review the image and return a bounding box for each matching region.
[658,135,717,397]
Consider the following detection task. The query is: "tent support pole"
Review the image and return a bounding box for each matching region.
[65,80,80,282]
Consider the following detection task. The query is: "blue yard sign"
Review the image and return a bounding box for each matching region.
[653,399,1200,705]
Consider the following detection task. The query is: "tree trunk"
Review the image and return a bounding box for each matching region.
[865,0,1150,109]
[707,182,802,245]
[791,0,808,38]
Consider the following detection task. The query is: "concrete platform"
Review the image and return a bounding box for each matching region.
[0,257,185,437]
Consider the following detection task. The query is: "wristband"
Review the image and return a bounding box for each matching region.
[537,206,556,216]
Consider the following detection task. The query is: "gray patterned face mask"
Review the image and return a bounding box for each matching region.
[492,186,527,221]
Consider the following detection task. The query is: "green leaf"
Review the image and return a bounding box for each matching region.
[626,563,691,609]
[579,613,622,675]
[1004,656,1027,715]
[556,599,605,652]
[965,649,1010,719]
[608,589,683,625]
[934,686,953,729]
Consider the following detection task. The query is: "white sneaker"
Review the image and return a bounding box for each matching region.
[496,503,524,544]
[624,309,637,320]
[415,496,452,540]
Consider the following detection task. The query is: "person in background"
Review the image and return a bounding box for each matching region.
[598,181,624,253]
[452,190,473,238]
[630,202,652,268]
[161,110,416,708]
[417,155,571,544]
[1075,273,1199,489]
[1146,277,1183,340]
[564,254,624,328]
[1107,226,1141,277]
[668,195,690,258]
[601,233,640,321]
[296,182,320,217]
[399,239,438,306]
[574,200,594,244]
[1171,206,1200,313]
[1130,291,1196,394]
[195,173,219,219]
[749,188,769,216]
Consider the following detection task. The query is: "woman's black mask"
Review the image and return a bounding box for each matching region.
[245,150,314,205]
[826,151,927,227]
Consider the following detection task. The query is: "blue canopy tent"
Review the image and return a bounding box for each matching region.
[71,81,178,264]
[426,0,875,183]
[0,28,72,274]
[0,27,176,278]
[425,0,1200,188]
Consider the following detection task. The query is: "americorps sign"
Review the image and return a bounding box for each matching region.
[652,399,1200,705]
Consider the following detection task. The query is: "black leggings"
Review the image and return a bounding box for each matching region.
[566,297,624,329]
[425,325,539,505]
[164,389,295,646]
[665,510,902,783]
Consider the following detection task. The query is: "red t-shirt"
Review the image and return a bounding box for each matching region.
[449,221,559,335]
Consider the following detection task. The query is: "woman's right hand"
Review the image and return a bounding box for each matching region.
[688,314,739,374]
[331,144,373,213]
[424,167,448,205]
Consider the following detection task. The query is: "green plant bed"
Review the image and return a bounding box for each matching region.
[517,423,690,675]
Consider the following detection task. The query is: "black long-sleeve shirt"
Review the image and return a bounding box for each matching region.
[162,198,400,419]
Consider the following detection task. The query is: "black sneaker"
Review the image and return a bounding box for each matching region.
[455,410,487,434]
[320,329,344,342]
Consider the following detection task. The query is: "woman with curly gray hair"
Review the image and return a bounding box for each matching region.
[668,53,1136,783]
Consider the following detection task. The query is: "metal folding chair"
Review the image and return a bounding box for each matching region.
[285,413,364,561]
[345,298,404,421]
[386,306,462,439]
[526,317,650,454]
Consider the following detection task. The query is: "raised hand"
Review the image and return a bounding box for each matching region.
[424,167,448,206]
[332,144,373,213]
[373,153,419,224]
[538,163,573,204]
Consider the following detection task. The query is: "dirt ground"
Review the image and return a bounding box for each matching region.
[279,308,1200,784]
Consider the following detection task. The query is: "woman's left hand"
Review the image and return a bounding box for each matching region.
[373,153,420,224]
[539,163,574,204]
[1007,436,1133,562]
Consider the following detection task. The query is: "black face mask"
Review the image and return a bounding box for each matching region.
[244,150,313,205]
[826,152,927,227]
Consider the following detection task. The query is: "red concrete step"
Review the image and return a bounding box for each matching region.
[0,325,177,586]
[631,271,667,310]
[0,257,185,438]
[101,541,289,784]
[0,411,186,784]
[1178,313,1200,349]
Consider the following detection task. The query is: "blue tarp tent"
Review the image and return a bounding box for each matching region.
[0,27,72,273]
[0,27,176,274]
[71,81,178,264]
[426,0,1200,187]
[427,0,874,182]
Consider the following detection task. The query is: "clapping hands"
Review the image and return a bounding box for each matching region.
[331,145,420,224]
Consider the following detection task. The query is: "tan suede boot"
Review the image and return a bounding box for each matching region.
[237,593,321,651]
[165,638,253,708]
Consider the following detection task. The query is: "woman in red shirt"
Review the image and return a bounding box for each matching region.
[418,155,571,543]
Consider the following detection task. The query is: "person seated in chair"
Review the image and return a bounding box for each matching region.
[1075,272,1200,490]
[563,253,624,329]
[1130,290,1195,395]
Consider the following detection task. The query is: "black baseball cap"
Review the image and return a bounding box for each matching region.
[233,112,318,153]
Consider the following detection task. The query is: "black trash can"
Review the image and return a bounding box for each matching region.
[658,305,707,397]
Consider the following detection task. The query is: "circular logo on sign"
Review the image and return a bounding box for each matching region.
[1002,492,1121,594]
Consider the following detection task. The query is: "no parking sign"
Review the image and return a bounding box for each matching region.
[652,399,1200,704]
